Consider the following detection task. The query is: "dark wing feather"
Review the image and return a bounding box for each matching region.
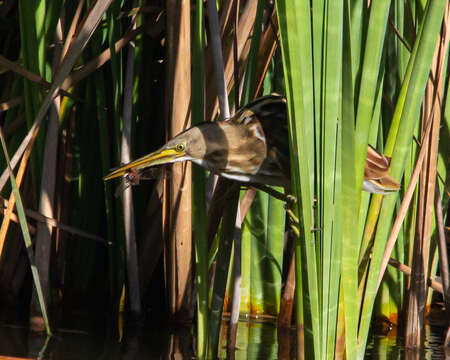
[238,94,290,181]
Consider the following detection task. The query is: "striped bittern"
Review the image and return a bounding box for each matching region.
[104,94,399,195]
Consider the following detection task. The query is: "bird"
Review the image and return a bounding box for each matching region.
[104,94,399,195]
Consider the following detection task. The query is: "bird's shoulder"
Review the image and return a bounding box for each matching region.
[228,94,288,145]
[228,94,290,176]
[230,94,287,126]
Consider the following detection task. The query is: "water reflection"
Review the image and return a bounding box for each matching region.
[365,324,447,360]
[219,319,288,359]
[0,319,176,360]
[0,317,446,359]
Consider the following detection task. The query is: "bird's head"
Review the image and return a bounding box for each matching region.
[103,123,224,181]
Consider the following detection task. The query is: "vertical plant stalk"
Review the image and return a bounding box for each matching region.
[334,286,345,360]
[192,0,208,356]
[405,9,448,345]
[354,0,391,201]
[165,0,193,320]
[107,1,127,319]
[232,187,255,317]
[219,0,235,37]
[254,9,279,97]
[203,0,235,295]
[239,4,278,339]
[206,0,230,119]
[60,0,85,62]
[18,0,45,177]
[207,184,240,358]
[233,0,240,110]
[54,109,75,301]
[0,138,34,259]
[404,130,431,348]
[278,248,295,328]
[228,0,241,351]
[31,16,64,321]
[204,0,238,355]
[322,1,346,358]
[276,0,318,357]
[137,178,164,292]
[121,0,142,315]
[228,206,242,352]
[241,0,265,105]
[205,0,257,122]
[435,186,449,309]
[93,51,117,312]
[0,127,51,335]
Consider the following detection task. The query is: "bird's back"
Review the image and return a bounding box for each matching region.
[229,94,291,187]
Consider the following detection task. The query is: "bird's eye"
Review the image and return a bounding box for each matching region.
[176,144,185,152]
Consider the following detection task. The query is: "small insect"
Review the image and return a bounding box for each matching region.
[114,166,166,198]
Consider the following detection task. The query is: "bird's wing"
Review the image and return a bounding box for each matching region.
[363,145,400,193]
[232,94,291,180]
[364,145,391,179]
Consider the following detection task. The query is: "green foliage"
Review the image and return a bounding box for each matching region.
[276,0,448,358]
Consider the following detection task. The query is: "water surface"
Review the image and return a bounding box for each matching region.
[0,316,446,359]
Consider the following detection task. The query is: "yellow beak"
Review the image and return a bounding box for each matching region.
[103,147,181,181]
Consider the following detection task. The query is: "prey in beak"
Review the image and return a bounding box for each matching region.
[112,166,166,197]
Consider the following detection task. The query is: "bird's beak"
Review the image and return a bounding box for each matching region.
[103,147,182,181]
